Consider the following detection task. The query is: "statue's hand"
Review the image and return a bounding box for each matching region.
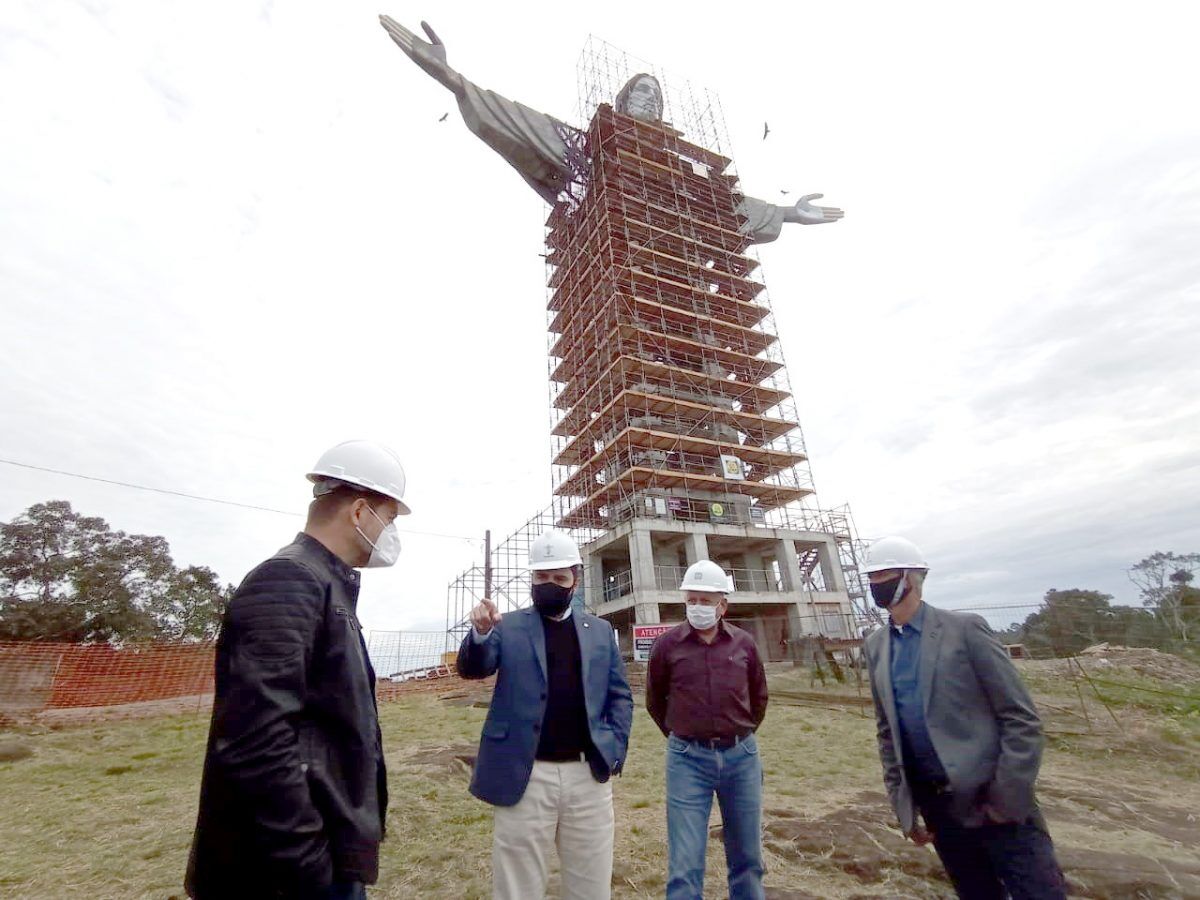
[379,16,457,90]
[791,193,844,225]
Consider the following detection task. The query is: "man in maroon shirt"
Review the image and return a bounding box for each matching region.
[646,559,769,900]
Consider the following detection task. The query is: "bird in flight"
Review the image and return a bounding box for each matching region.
[762,122,770,140]
[438,112,449,122]
[780,190,790,196]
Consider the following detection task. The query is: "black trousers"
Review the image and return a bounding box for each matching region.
[916,788,1067,900]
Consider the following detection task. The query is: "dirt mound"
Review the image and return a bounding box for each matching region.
[1060,847,1200,899]
[33,693,213,726]
[760,790,1200,899]
[436,688,492,708]
[405,744,477,776]
[1039,783,1199,847]
[761,791,949,895]
[1072,646,1200,685]
[0,739,33,762]
[376,673,496,702]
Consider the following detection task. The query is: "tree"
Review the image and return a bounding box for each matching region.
[0,501,104,604]
[1016,589,1120,657]
[1129,551,1200,644]
[0,500,232,643]
[0,501,108,640]
[67,530,173,642]
[154,566,230,641]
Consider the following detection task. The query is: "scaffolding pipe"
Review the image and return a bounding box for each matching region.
[484,529,493,598]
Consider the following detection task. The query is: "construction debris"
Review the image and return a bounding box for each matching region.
[1072,645,1200,685]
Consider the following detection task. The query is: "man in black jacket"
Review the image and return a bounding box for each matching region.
[186,440,412,900]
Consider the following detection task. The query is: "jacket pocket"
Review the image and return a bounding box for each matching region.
[481,720,509,740]
[240,639,301,662]
[334,606,362,632]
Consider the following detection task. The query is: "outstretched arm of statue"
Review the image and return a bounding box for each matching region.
[784,193,844,225]
[737,192,845,244]
[379,16,462,94]
[379,14,574,203]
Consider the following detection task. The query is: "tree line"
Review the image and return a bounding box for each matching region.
[0,501,231,643]
[994,552,1199,656]
[1,499,1196,653]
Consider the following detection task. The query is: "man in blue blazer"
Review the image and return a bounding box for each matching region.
[457,530,633,900]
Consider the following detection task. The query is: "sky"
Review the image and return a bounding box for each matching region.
[2,0,1198,635]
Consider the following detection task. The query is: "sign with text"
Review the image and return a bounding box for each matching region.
[720,454,745,480]
[633,623,674,662]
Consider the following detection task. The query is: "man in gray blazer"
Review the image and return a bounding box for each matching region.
[862,536,1066,899]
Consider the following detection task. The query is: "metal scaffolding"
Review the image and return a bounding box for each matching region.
[445,39,877,644]
[445,508,606,647]
[550,48,815,534]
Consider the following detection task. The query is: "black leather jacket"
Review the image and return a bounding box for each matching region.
[186,534,387,899]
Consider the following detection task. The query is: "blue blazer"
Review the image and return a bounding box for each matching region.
[456,607,634,807]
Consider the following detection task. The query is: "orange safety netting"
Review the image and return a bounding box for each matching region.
[0,635,470,720]
[0,640,215,715]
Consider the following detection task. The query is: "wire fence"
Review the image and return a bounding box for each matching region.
[365,631,454,680]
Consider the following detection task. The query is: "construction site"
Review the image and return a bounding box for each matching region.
[446,38,871,669]
[2,23,1199,900]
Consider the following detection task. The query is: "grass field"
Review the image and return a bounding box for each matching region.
[1,660,1198,899]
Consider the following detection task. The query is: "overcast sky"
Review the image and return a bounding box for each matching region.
[3,0,1197,634]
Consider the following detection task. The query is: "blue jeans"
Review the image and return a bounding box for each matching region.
[665,734,765,900]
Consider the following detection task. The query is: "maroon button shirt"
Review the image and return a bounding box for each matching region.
[645,620,768,741]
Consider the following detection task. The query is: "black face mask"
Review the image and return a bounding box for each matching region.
[532,581,574,618]
[870,576,906,610]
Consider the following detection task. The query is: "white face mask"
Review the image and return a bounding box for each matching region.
[685,602,720,631]
[356,505,401,568]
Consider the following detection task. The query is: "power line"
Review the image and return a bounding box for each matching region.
[0,457,481,544]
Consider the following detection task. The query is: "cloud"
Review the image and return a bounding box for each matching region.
[2,0,1198,638]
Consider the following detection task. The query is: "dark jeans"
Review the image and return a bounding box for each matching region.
[918,794,1067,900]
[325,882,366,900]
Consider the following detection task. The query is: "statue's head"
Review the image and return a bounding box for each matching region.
[615,73,664,123]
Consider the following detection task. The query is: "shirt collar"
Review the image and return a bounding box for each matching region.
[890,602,926,635]
[296,532,360,586]
[683,618,729,642]
[550,605,574,623]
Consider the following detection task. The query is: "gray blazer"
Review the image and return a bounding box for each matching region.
[864,603,1044,832]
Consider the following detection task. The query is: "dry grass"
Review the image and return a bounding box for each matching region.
[1,667,1198,899]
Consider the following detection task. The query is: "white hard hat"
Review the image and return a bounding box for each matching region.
[528,530,582,570]
[307,440,412,515]
[863,536,928,573]
[679,559,733,594]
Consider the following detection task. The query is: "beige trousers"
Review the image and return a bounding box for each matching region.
[492,759,615,900]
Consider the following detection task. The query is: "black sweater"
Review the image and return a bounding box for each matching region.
[535,613,596,762]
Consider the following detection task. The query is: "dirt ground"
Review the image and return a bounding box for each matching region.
[1,655,1198,899]
[392,656,1200,900]
[397,721,1200,899]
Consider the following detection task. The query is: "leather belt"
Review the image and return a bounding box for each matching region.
[681,734,748,751]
